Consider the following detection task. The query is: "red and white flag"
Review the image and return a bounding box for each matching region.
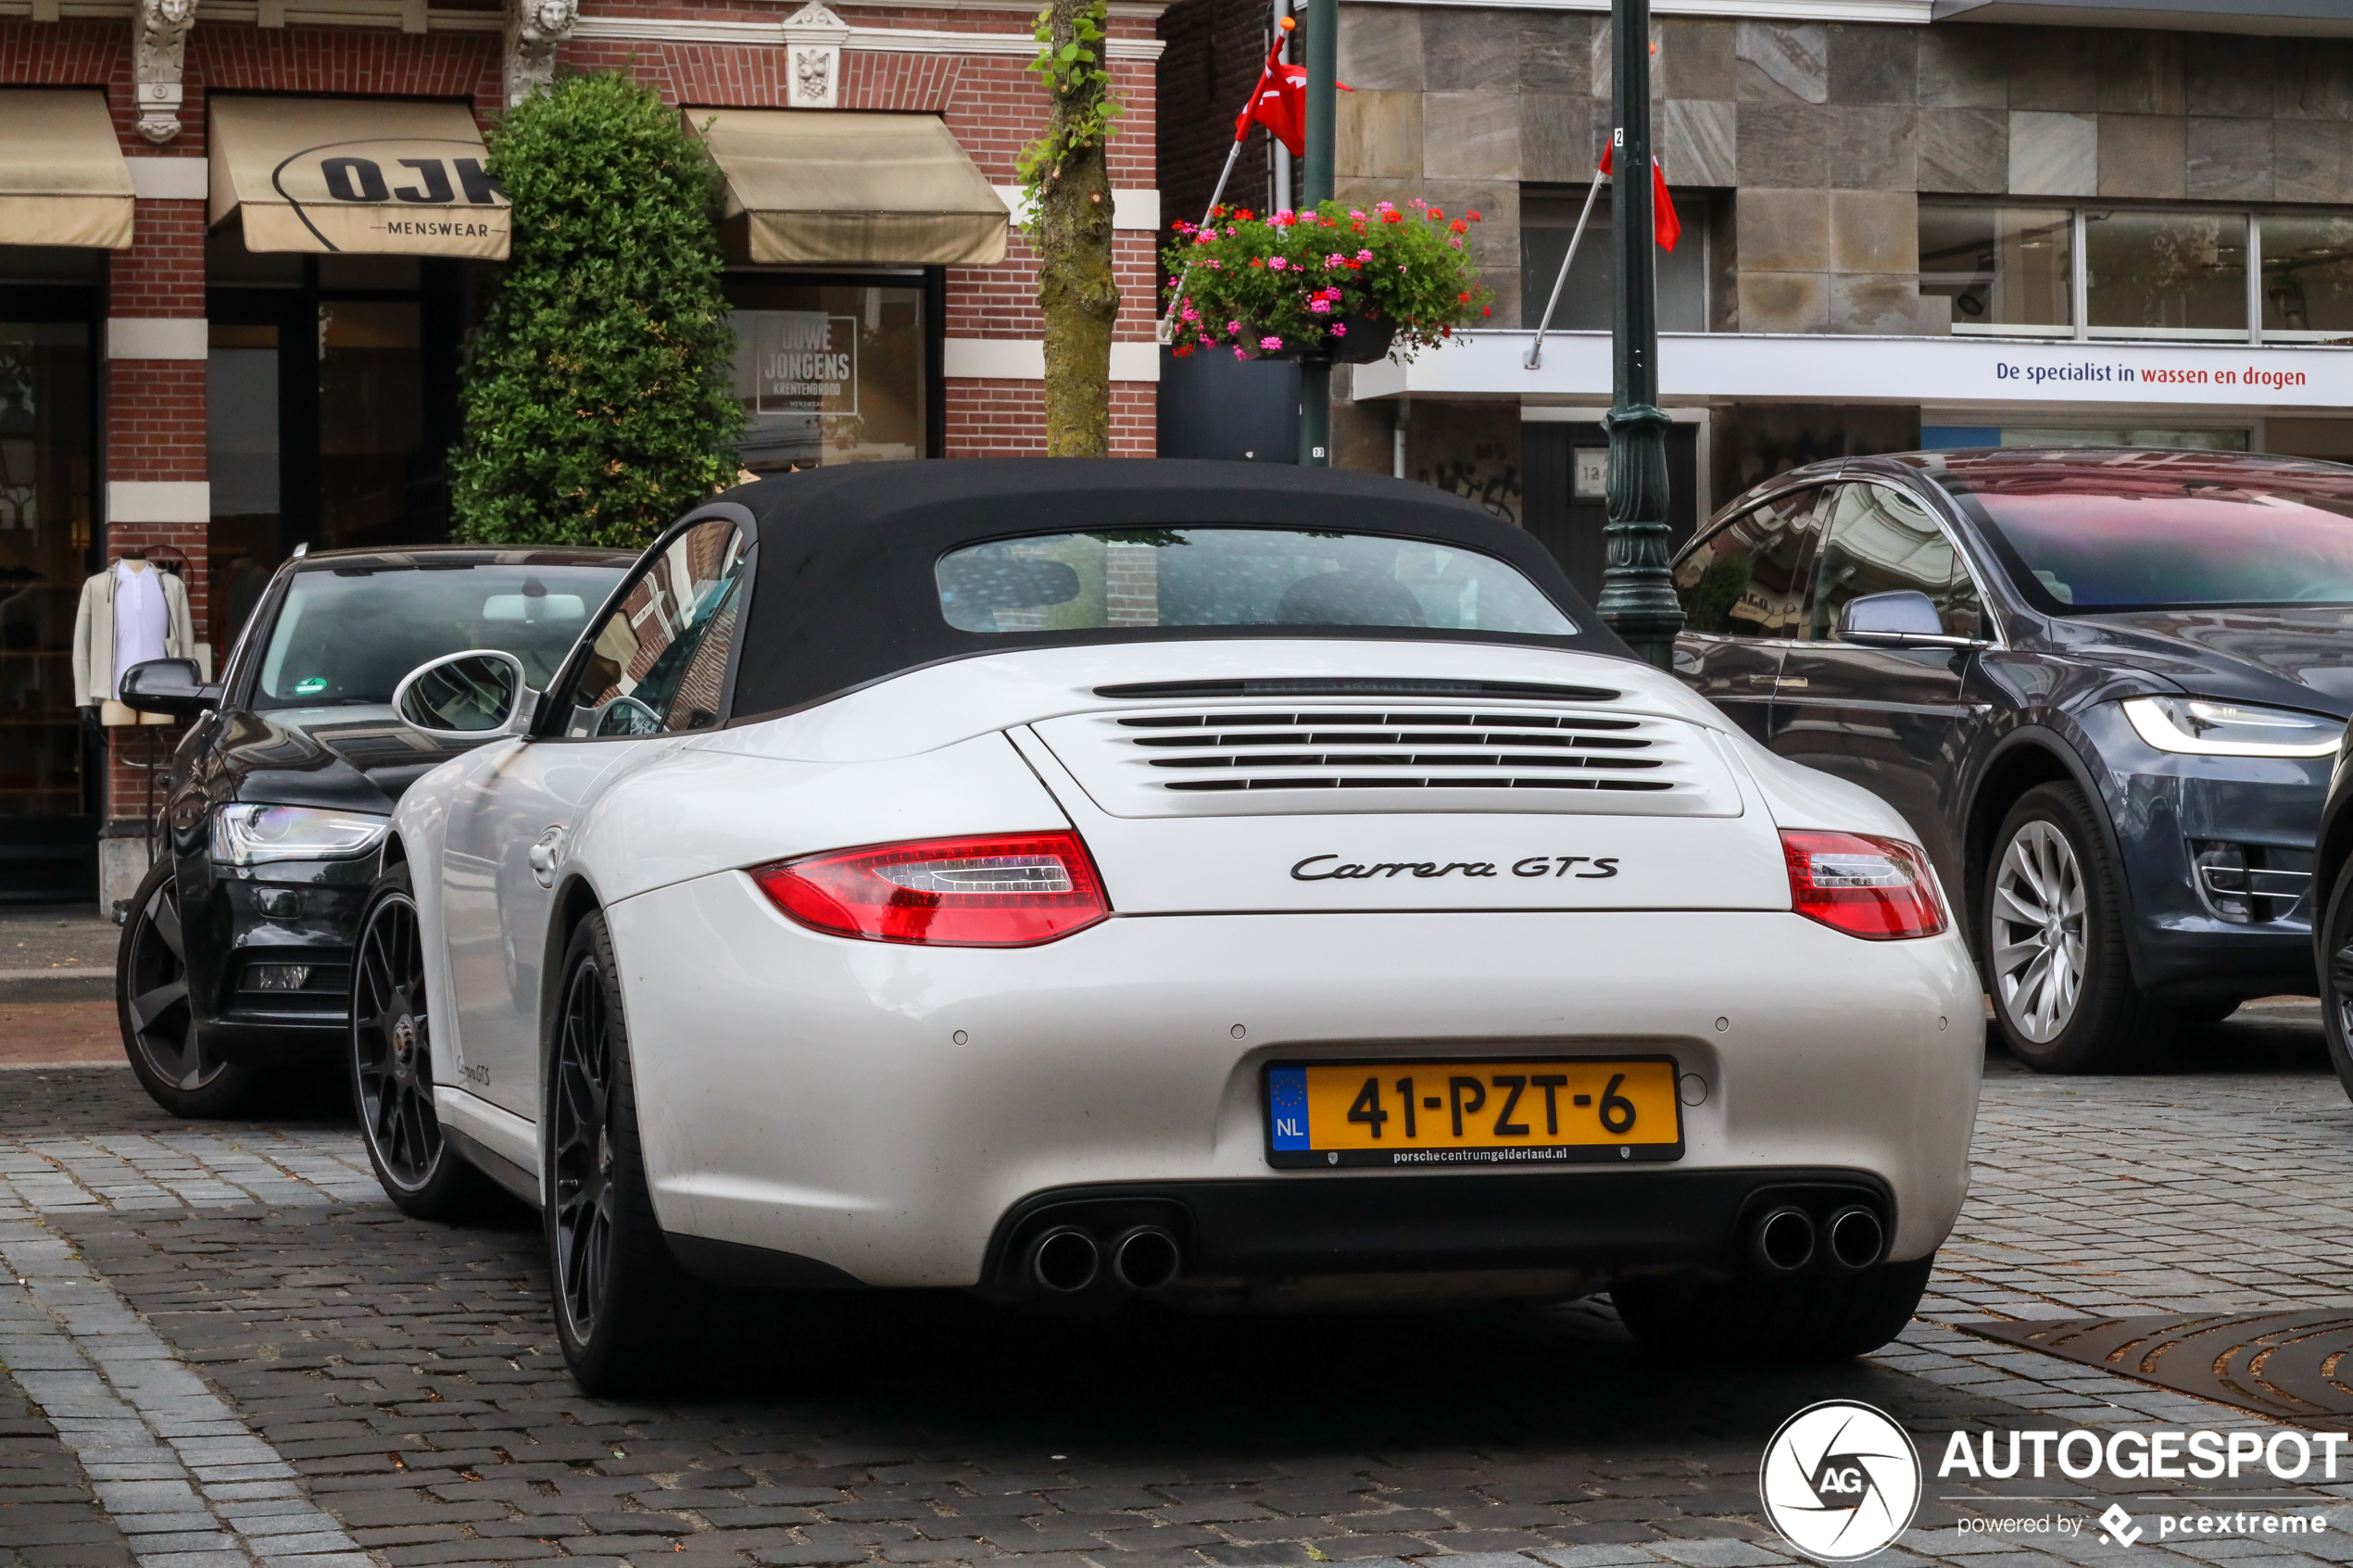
[1232,29,1349,157]
[1598,144,1681,252]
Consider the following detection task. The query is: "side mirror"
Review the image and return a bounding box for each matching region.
[392,649,535,739]
[1838,590,1989,651]
[120,658,220,719]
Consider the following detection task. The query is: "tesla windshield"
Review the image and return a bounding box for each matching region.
[1939,462,2353,610]
[936,529,1577,636]
[253,563,622,711]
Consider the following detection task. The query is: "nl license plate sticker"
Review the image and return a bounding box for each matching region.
[1264,1058,1684,1169]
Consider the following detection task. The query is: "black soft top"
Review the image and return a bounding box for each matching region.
[724,458,1629,719]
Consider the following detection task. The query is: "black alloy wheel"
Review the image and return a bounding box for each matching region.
[2319,858,2353,1104]
[547,909,698,1393]
[118,857,258,1117]
[350,862,489,1219]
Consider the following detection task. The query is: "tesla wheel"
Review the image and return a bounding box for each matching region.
[1613,1255,1933,1361]
[1982,783,2166,1073]
[118,857,259,1118]
[547,909,699,1394]
[2320,858,2353,1104]
[351,862,491,1220]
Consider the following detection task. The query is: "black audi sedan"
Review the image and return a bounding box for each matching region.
[115,545,629,1115]
[1672,447,2353,1073]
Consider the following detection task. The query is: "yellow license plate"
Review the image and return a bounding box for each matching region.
[1264,1058,1683,1169]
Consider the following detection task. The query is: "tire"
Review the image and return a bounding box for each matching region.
[350,862,493,1220]
[545,909,700,1395]
[2318,857,2353,1104]
[1982,782,2169,1073]
[118,856,262,1117]
[1613,1255,1934,1361]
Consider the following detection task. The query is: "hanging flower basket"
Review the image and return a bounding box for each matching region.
[1164,198,1492,364]
[1235,304,1398,365]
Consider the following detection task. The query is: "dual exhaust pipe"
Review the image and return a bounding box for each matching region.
[1025,1223,1183,1297]
[1746,1203,1884,1275]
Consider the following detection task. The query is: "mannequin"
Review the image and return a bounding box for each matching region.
[72,551,195,727]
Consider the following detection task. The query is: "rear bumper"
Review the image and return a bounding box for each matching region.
[607,872,1982,1290]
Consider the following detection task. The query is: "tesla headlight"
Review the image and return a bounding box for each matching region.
[209,804,388,866]
[2120,696,2343,759]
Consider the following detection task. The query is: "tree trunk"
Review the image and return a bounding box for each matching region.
[1035,0,1119,458]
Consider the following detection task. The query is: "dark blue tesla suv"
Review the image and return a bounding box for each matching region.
[1671,447,2353,1073]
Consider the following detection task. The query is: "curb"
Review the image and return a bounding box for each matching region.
[0,970,114,1004]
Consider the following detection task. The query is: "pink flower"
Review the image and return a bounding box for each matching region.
[1356,249,1373,261]
[1349,209,1365,220]
[1181,307,1199,320]
[1234,346,1249,359]
[1260,335,1283,350]
[1327,253,1346,266]
[1309,298,1332,314]
[1227,320,1240,333]
[1323,287,1342,301]
[1167,276,1180,287]
[1450,237,1463,248]
[1331,323,1348,336]
[1269,257,1288,270]
[1376,201,1396,212]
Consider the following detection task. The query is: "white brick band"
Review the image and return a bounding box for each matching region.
[943,337,1161,383]
[124,157,210,201]
[107,482,212,524]
[106,319,208,361]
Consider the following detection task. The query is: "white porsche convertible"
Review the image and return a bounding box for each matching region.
[357,460,1981,1392]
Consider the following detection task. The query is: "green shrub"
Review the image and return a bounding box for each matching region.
[449,73,743,548]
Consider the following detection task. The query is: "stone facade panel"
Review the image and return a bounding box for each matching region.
[1830,271,1925,334]
[1339,89,1423,181]
[2096,31,2183,117]
[2186,116,2274,202]
[1736,100,1833,187]
[1736,270,1829,333]
[2095,112,2185,199]
[1829,188,1916,273]
[2010,29,2097,112]
[1337,6,1423,93]
[1734,187,1829,272]
[1736,20,1827,105]
[1660,17,1736,104]
[2276,38,2353,121]
[1918,28,2007,109]
[1520,93,1597,184]
[2277,119,2353,203]
[1919,106,2006,193]
[1424,91,1519,180]
[2009,108,2097,195]
[1517,10,1590,95]
[1829,23,1915,107]
[1828,103,1917,190]
[1422,7,1519,94]
[1661,98,1736,187]
[2185,33,2272,118]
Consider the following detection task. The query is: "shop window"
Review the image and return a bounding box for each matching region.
[318,301,425,552]
[1918,205,2072,334]
[2260,214,2353,338]
[2084,209,2246,338]
[0,320,94,821]
[207,322,281,654]
[726,281,930,472]
[1520,189,1711,333]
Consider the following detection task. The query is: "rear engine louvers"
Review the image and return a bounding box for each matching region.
[1121,709,1668,794]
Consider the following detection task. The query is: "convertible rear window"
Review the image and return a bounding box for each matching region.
[1937,461,2353,610]
[935,529,1577,637]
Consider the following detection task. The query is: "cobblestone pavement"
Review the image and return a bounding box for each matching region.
[4,1009,2353,1568]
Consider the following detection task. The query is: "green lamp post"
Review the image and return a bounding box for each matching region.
[1297,0,1336,466]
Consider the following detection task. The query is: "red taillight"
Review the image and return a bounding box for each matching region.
[1781,830,1946,940]
[750,831,1111,947]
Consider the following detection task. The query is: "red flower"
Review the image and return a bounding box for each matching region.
[1381,210,1403,224]
[1450,220,1467,234]
[1481,306,1491,317]
[1427,207,1445,220]
[1174,345,1195,357]
[1467,208,1482,221]
[1457,292,1470,302]
[1236,207,1254,220]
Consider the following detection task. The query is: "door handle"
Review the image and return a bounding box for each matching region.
[527,829,562,888]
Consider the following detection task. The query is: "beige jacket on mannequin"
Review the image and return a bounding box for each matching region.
[71,558,196,708]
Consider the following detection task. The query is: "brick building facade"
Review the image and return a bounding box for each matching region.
[0,0,1164,902]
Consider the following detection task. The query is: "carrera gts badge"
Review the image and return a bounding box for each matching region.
[1290,855,1620,881]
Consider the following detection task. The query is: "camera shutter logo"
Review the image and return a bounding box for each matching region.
[1760,1400,1921,1562]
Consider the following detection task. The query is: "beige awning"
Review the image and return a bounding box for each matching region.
[695,109,1008,267]
[0,91,134,250]
[209,96,509,259]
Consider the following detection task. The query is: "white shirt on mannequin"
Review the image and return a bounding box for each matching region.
[112,558,168,699]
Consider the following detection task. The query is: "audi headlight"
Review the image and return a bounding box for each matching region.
[2120,696,2343,759]
[209,805,388,866]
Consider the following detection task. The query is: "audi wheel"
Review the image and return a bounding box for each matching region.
[118,857,259,1118]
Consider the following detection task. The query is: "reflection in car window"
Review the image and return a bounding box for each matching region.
[563,521,747,737]
[1806,484,1980,641]
[1673,488,1818,639]
[1935,461,2353,610]
[933,529,1575,637]
[251,564,621,712]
